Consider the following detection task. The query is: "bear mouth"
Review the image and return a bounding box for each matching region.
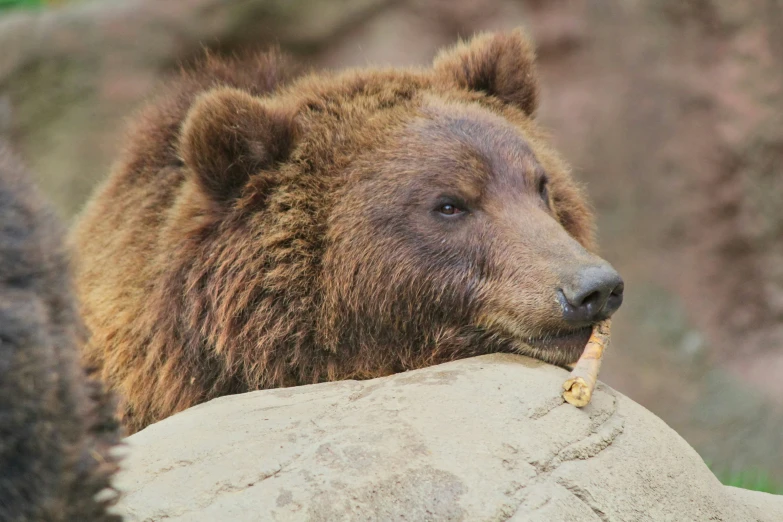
[522,326,593,367]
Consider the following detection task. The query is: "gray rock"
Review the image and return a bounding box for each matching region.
[112,354,783,521]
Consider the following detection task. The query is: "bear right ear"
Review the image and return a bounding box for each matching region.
[179,87,296,203]
[432,29,539,116]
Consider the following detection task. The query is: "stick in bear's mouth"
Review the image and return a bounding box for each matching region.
[562,319,611,407]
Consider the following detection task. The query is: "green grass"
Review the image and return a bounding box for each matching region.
[709,465,783,495]
[0,0,44,10]
[0,0,89,11]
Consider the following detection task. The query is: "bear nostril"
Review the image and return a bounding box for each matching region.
[579,290,603,309]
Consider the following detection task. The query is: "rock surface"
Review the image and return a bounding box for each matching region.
[113,355,783,521]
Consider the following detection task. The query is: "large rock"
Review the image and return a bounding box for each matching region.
[113,355,783,521]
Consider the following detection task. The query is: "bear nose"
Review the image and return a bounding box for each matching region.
[559,265,624,325]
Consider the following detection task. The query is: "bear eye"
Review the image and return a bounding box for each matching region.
[439,204,461,215]
[436,203,465,216]
[433,196,469,218]
[538,176,550,205]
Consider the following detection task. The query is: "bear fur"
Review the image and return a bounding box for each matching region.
[71,30,613,434]
[0,144,120,521]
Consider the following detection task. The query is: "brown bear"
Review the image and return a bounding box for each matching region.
[0,143,121,521]
[70,30,624,434]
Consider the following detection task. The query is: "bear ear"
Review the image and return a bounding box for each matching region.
[432,29,539,116]
[179,87,296,203]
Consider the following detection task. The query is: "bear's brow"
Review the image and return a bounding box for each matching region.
[439,115,541,192]
[406,119,493,196]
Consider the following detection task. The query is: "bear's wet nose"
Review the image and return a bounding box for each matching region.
[560,265,624,325]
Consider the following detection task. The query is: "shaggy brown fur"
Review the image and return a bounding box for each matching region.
[71,30,615,434]
[0,144,120,521]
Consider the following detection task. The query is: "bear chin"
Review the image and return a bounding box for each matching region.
[520,326,593,367]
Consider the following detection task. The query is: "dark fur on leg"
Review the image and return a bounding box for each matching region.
[0,143,121,521]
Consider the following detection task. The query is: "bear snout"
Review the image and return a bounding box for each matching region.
[558,263,624,325]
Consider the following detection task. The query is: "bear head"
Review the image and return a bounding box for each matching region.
[175,30,624,377]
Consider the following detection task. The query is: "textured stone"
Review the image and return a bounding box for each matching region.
[113,355,783,521]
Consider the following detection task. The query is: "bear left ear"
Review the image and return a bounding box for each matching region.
[179,87,296,203]
[432,29,539,116]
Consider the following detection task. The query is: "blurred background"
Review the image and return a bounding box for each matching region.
[1,0,781,492]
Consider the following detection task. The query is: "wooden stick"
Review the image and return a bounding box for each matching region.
[562,319,611,407]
